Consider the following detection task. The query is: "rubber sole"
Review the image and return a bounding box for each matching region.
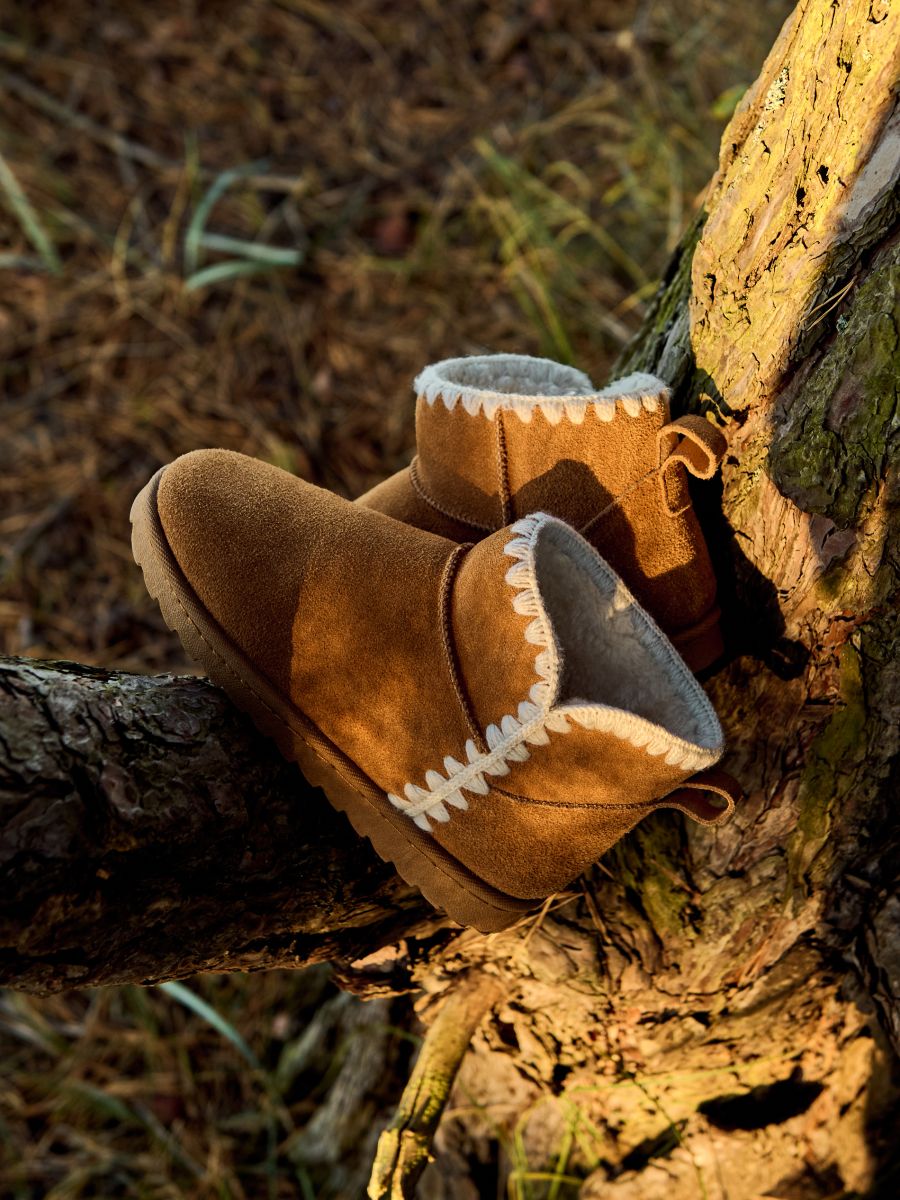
[130,468,536,933]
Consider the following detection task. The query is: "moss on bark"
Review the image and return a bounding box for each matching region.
[769,247,900,527]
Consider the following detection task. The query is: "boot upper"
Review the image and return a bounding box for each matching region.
[157,449,472,796]
[158,449,727,900]
[359,354,726,651]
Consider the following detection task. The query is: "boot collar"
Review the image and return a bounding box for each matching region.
[412,355,671,531]
[415,354,668,424]
[389,512,724,830]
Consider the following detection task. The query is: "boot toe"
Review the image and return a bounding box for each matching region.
[156,448,309,693]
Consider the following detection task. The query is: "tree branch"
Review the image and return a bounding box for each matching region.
[0,657,436,994]
[368,972,504,1199]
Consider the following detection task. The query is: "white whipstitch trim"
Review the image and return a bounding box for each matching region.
[388,514,565,831]
[561,704,718,764]
[414,355,668,426]
[388,513,721,831]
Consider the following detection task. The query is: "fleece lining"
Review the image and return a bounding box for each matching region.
[415,354,669,423]
[533,521,719,752]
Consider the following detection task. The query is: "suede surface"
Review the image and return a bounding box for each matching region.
[598,485,716,638]
[503,404,660,529]
[357,388,722,650]
[157,449,472,796]
[155,449,725,906]
[358,468,478,543]
[428,719,703,896]
[414,399,503,528]
[481,722,695,808]
[429,783,656,898]
[450,532,549,735]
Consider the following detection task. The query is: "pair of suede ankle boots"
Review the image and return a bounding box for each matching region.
[132,354,740,932]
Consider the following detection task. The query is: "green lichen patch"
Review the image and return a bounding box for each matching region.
[769,248,900,527]
[786,643,868,894]
[609,816,694,940]
[615,212,706,386]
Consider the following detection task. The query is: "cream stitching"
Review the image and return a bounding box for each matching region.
[388,514,565,830]
[387,513,724,832]
[415,356,668,425]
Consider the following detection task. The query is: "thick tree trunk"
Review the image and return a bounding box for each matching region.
[2,1,899,1193]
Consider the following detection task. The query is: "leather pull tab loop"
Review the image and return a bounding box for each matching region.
[659,767,742,826]
[658,415,727,478]
[657,415,728,514]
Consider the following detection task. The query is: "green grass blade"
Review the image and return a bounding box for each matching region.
[710,82,748,120]
[183,159,267,274]
[61,1081,139,1125]
[0,991,71,1055]
[198,232,303,266]
[184,259,277,291]
[0,252,49,271]
[0,150,61,274]
[157,980,263,1072]
[295,1166,317,1200]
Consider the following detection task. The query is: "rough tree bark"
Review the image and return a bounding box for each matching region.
[2,1,899,1194]
[0,657,439,992]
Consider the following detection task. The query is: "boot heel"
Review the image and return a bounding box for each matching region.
[672,609,724,673]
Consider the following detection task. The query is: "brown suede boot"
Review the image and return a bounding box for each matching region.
[131,449,737,932]
[358,354,727,672]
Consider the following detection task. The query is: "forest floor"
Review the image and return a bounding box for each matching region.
[0,2,792,1196]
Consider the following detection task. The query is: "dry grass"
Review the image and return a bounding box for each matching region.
[0,969,417,1198]
[0,1,791,1195]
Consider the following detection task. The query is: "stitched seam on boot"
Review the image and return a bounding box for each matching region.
[483,786,731,822]
[410,450,668,543]
[495,412,514,526]
[578,467,661,540]
[483,784,672,811]
[438,543,487,753]
[408,456,496,533]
